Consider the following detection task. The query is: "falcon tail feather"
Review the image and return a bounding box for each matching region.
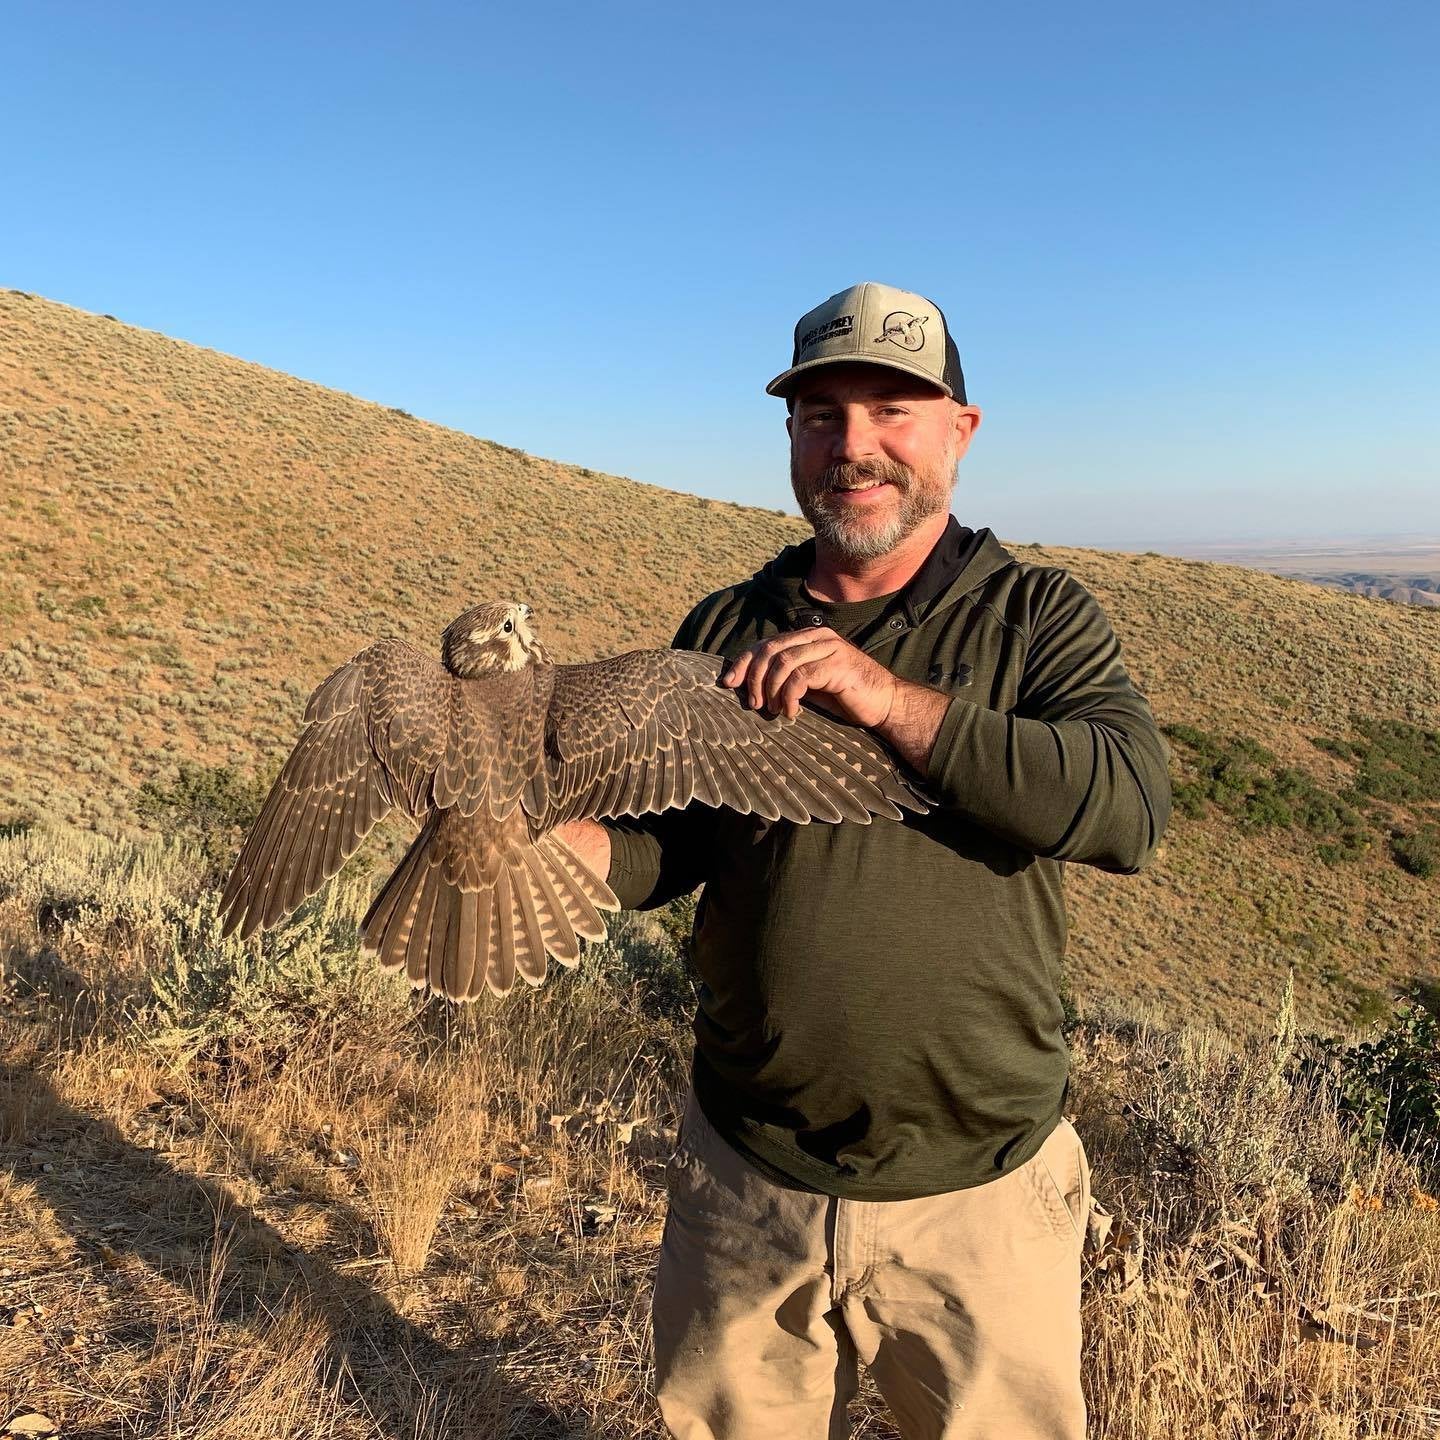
[360,825,619,1002]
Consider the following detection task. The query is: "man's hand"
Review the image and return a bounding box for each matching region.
[719,627,897,728]
[719,628,954,776]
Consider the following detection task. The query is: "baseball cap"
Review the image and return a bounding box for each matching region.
[766,281,967,403]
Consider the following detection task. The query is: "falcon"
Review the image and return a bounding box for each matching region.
[218,601,926,1001]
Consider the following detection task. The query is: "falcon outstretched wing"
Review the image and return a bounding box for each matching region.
[216,625,928,1005]
[217,637,450,940]
[525,648,927,833]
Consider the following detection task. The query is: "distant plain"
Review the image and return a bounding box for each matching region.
[1136,538,1440,609]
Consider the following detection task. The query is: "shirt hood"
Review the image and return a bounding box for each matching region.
[749,516,1020,634]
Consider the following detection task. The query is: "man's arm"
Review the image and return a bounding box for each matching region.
[719,572,1171,874]
[871,682,952,774]
[555,808,718,911]
[920,573,1170,872]
[555,817,611,884]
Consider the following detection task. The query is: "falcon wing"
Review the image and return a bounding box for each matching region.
[218,637,450,939]
[525,648,927,833]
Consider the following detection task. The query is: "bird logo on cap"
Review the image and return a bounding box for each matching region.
[874,311,929,352]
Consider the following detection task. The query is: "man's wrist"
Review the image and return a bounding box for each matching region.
[555,818,613,881]
[872,678,952,774]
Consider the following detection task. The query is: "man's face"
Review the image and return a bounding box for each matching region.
[786,364,980,561]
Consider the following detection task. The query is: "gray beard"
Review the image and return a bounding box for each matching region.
[791,454,955,562]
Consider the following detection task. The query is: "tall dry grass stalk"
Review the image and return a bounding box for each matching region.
[1070,990,1440,1439]
[150,1234,356,1440]
[360,1056,493,1278]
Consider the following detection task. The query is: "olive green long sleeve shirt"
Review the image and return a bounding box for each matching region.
[606,519,1171,1199]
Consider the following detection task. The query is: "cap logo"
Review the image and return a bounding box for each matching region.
[800,314,854,352]
[874,311,929,352]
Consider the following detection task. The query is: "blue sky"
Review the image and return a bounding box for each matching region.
[4,2,1437,546]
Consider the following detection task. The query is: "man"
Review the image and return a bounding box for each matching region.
[559,281,1171,1439]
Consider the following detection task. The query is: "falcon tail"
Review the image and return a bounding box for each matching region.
[360,817,619,1002]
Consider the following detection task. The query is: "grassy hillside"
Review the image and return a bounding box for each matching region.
[2,289,1438,1036]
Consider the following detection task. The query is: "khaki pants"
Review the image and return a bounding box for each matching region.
[653,1090,1090,1440]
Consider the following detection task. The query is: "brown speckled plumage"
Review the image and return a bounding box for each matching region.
[218,600,926,1001]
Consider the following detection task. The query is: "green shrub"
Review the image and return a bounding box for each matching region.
[1237,779,1294,831]
[653,893,698,967]
[135,761,274,877]
[1164,725,1366,859]
[1301,985,1440,1174]
[1315,830,1370,865]
[1171,780,1209,821]
[143,873,402,1054]
[581,908,695,1024]
[1114,978,1322,1215]
[1391,824,1440,879]
[1347,984,1393,1028]
[1346,719,1440,805]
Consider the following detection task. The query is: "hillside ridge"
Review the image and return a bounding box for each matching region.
[3,289,1437,1035]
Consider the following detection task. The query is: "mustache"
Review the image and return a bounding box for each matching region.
[808,457,915,494]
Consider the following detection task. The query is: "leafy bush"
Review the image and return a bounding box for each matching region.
[653,893,698,967]
[135,761,274,877]
[1171,780,1211,821]
[1391,824,1440,879]
[0,825,210,946]
[1317,719,1440,803]
[1300,985,1440,1175]
[1112,977,1326,1216]
[1170,721,1440,873]
[1315,830,1371,865]
[142,872,403,1053]
[1164,725,1366,858]
[1349,718,1440,804]
[580,908,696,1024]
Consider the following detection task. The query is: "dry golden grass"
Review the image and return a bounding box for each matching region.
[0,828,1436,1437]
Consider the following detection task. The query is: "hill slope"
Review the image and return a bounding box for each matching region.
[2,289,1437,1035]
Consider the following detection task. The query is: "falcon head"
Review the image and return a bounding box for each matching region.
[441,601,548,677]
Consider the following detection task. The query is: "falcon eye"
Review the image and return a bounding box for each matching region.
[503,619,514,634]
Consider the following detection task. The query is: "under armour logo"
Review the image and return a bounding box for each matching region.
[928,663,973,687]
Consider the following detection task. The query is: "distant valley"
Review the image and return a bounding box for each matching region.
[1143,537,1440,608]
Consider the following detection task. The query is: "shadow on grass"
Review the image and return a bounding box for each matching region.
[0,952,602,1438]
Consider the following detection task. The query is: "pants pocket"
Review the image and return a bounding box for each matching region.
[665,1088,710,1197]
[1033,1120,1087,1250]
